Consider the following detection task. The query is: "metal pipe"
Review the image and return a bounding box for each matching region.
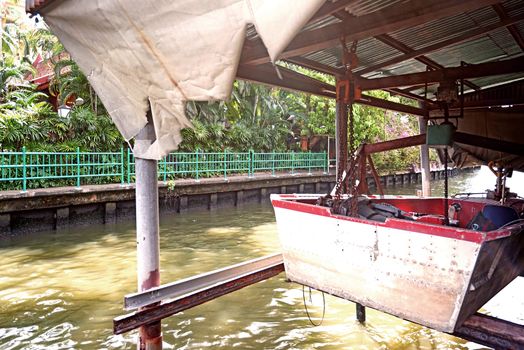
[418,117,431,197]
[335,95,348,181]
[134,111,162,350]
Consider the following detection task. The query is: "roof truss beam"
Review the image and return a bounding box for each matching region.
[372,34,480,91]
[240,0,502,65]
[358,56,524,90]
[236,64,336,98]
[428,79,524,109]
[493,4,524,52]
[308,0,358,24]
[358,12,524,75]
[236,64,428,116]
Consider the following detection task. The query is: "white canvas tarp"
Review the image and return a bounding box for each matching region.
[41,0,325,159]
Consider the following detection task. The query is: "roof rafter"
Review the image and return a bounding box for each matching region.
[373,33,480,91]
[236,64,428,116]
[236,64,336,98]
[308,0,358,25]
[240,0,502,65]
[493,3,524,52]
[283,57,436,106]
[358,12,524,75]
[358,56,524,90]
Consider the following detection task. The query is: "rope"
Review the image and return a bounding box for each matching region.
[302,285,326,327]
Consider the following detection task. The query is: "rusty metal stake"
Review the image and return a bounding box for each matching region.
[135,111,162,350]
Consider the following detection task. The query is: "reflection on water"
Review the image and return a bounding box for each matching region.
[0,167,522,349]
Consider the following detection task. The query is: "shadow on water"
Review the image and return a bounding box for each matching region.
[1,168,520,349]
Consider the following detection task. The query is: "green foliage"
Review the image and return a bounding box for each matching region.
[0,22,123,152]
[2,19,424,175]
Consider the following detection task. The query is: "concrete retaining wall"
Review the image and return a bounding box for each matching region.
[0,167,479,237]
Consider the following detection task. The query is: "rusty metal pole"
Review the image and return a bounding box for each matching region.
[418,116,431,197]
[135,111,162,350]
[335,84,348,181]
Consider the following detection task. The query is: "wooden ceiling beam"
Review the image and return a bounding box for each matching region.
[358,56,524,90]
[240,0,502,65]
[358,12,524,75]
[493,4,524,52]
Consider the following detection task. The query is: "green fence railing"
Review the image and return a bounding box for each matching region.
[0,148,328,191]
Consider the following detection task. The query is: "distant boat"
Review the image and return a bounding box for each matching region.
[271,193,524,332]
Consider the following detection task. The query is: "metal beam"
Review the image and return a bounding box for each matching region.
[236,64,430,116]
[114,254,285,335]
[308,0,358,25]
[357,94,429,117]
[358,13,524,75]
[124,254,283,310]
[454,131,524,156]
[363,134,426,154]
[241,0,501,65]
[236,64,336,98]
[372,34,479,91]
[493,4,524,52]
[358,56,524,90]
[453,313,524,349]
[284,57,345,77]
[385,88,437,107]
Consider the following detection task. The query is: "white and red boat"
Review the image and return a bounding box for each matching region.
[271,193,524,332]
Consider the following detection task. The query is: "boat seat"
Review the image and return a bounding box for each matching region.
[467,204,519,231]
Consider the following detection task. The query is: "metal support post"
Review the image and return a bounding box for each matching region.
[356,303,366,323]
[22,146,27,192]
[76,147,81,188]
[223,149,227,180]
[121,147,125,185]
[335,98,348,181]
[134,112,162,350]
[418,116,431,196]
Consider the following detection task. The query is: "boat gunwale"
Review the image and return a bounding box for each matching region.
[271,194,521,244]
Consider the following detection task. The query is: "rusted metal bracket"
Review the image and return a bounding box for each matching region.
[114,254,284,334]
[452,312,524,349]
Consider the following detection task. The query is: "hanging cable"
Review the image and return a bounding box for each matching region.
[302,285,326,327]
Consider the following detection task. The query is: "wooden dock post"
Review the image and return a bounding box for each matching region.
[135,113,162,350]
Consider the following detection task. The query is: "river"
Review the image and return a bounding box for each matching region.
[1,166,523,349]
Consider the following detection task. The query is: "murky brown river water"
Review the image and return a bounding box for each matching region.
[1,167,523,349]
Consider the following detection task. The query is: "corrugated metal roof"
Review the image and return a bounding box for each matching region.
[345,0,406,17]
[29,0,524,98]
[426,32,522,67]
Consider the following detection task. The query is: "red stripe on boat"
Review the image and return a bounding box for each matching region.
[271,199,491,243]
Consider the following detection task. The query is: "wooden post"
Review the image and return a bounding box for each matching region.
[135,112,162,350]
[335,84,348,181]
[418,116,431,197]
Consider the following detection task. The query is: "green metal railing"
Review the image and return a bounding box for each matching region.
[0,148,328,191]
[0,147,124,191]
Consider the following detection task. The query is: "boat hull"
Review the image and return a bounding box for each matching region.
[272,194,524,332]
